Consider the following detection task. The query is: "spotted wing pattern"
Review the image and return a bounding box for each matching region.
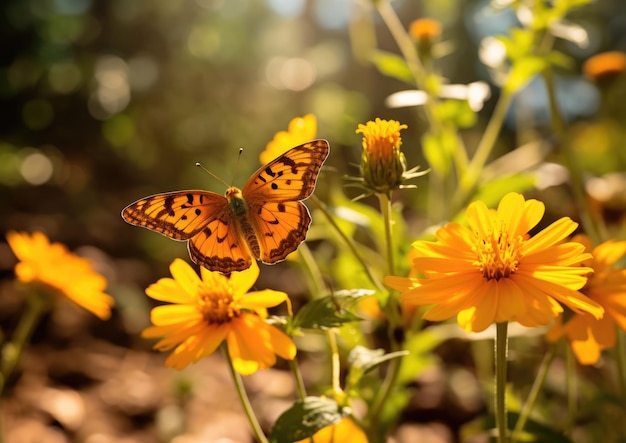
[242,139,329,264]
[122,139,329,273]
[122,191,252,272]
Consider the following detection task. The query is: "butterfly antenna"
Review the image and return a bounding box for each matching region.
[195,162,230,188]
[230,148,244,186]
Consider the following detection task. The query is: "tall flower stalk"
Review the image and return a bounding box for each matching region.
[2,231,114,394]
[354,118,425,435]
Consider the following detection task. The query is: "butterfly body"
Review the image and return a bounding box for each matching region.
[225,185,262,260]
[122,139,329,273]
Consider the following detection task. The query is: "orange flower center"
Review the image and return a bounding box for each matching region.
[473,228,523,281]
[197,280,241,324]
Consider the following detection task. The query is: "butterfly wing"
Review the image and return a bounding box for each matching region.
[242,139,329,264]
[122,191,253,273]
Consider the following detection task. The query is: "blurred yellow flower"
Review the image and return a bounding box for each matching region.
[142,258,296,374]
[6,231,114,320]
[385,193,603,332]
[260,114,317,165]
[356,118,409,194]
[293,417,368,443]
[546,235,626,365]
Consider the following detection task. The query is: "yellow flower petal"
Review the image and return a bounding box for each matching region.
[260,114,317,165]
[239,289,289,311]
[222,260,259,296]
[145,278,193,304]
[151,304,201,326]
[384,275,420,293]
[142,258,295,373]
[6,231,114,319]
[169,258,202,296]
[592,240,626,271]
[293,417,368,443]
[522,217,579,255]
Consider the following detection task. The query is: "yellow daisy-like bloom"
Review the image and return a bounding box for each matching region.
[142,258,296,374]
[6,231,114,320]
[385,193,604,333]
[260,114,317,165]
[293,417,368,443]
[546,235,626,365]
[356,118,408,194]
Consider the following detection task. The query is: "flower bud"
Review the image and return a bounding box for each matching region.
[356,118,408,195]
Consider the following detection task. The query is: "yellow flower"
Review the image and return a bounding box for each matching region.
[385,193,603,333]
[293,417,368,443]
[546,235,626,365]
[260,114,317,165]
[142,258,296,374]
[356,118,410,194]
[6,231,114,320]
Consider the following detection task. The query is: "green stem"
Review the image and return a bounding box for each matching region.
[565,345,576,437]
[0,290,49,396]
[328,330,344,401]
[374,0,435,128]
[452,89,514,212]
[223,346,269,443]
[512,346,556,441]
[310,195,385,293]
[289,359,307,402]
[367,192,403,437]
[375,0,468,198]
[495,322,509,443]
[378,192,395,277]
[542,67,605,243]
[296,242,326,298]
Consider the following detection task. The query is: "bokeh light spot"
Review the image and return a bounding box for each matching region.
[313,0,350,30]
[103,114,136,148]
[48,61,82,94]
[20,150,54,185]
[265,57,316,91]
[187,25,221,59]
[266,0,305,17]
[89,55,130,118]
[128,56,159,92]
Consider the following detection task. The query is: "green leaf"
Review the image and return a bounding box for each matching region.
[348,345,409,374]
[421,130,456,176]
[497,29,534,61]
[504,55,548,93]
[434,100,477,128]
[369,50,414,84]
[293,290,371,330]
[346,345,409,389]
[269,397,345,443]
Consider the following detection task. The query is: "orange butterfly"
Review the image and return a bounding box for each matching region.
[122,139,329,273]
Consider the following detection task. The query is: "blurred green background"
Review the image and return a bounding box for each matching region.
[1,0,626,440]
[1,0,625,270]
